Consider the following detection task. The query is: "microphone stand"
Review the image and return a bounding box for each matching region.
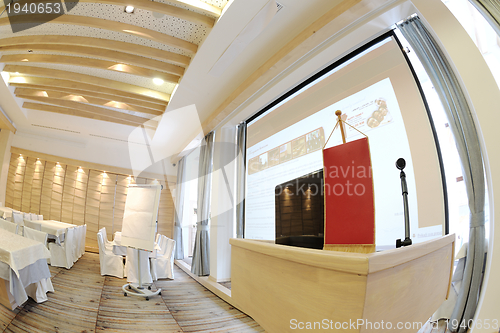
[396,158,412,248]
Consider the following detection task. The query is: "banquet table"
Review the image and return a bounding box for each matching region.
[0,207,15,221]
[0,229,53,310]
[39,220,78,243]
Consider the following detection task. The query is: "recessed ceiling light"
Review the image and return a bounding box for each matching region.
[153,78,164,85]
[125,5,134,13]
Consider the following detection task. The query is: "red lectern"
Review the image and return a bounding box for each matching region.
[323,111,375,253]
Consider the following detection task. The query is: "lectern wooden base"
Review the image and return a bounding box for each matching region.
[323,244,376,253]
[230,234,454,333]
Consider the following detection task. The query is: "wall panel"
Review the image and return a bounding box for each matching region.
[40,161,54,219]
[21,157,35,213]
[158,181,174,238]
[12,154,26,211]
[30,159,44,214]
[4,153,16,208]
[62,165,77,224]
[85,170,102,249]
[73,167,89,226]
[50,163,66,221]
[99,173,116,242]
[114,175,134,238]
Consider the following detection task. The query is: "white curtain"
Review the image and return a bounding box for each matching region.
[235,122,246,238]
[397,16,487,333]
[173,157,185,260]
[469,0,500,36]
[191,132,215,276]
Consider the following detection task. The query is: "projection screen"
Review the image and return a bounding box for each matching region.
[244,34,445,249]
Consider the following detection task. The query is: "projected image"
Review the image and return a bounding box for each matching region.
[259,153,268,170]
[280,143,292,163]
[248,156,260,175]
[268,147,280,167]
[306,129,324,152]
[292,137,306,158]
[346,97,393,133]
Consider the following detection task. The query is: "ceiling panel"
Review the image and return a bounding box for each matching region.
[0,0,229,136]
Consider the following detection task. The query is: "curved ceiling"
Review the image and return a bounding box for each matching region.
[0,0,355,172]
[0,0,227,137]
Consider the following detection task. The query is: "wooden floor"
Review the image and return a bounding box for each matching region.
[0,253,264,333]
[0,253,456,333]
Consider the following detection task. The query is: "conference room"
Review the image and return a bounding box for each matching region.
[1,0,500,332]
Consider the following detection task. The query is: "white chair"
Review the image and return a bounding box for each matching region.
[12,211,24,225]
[97,232,124,278]
[37,214,44,221]
[24,219,42,231]
[72,226,83,263]
[24,226,48,247]
[98,227,114,251]
[80,224,87,256]
[48,228,74,269]
[0,218,18,234]
[150,236,176,280]
[126,248,153,284]
[29,213,38,221]
[23,212,30,220]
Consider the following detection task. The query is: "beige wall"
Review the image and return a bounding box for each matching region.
[4,149,175,252]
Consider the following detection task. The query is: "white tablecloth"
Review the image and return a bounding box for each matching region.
[0,230,53,307]
[39,220,77,239]
[112,232,161,257]
[0,230,51,276]
[0,207,15,221]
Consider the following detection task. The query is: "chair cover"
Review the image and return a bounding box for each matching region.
[71,226,82,263]
[97,232,124,278]
[0,218,18,234]
[12,211,24,225]
[48,228,75,269]
[37,215,43,221]
[150,237,176,280]
[24,226,48,246]
[80,224,87,256]
[29,213,37,221]
[98,227,114,251]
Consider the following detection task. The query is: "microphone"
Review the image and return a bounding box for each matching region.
[396,158,406,170]
[396,157,412,248]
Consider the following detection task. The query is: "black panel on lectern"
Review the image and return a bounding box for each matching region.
[275,169,324,249]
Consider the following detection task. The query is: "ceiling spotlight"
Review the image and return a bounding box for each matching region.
[153,78,164,85]
[27,49,33,53]
[125,5,134,13]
